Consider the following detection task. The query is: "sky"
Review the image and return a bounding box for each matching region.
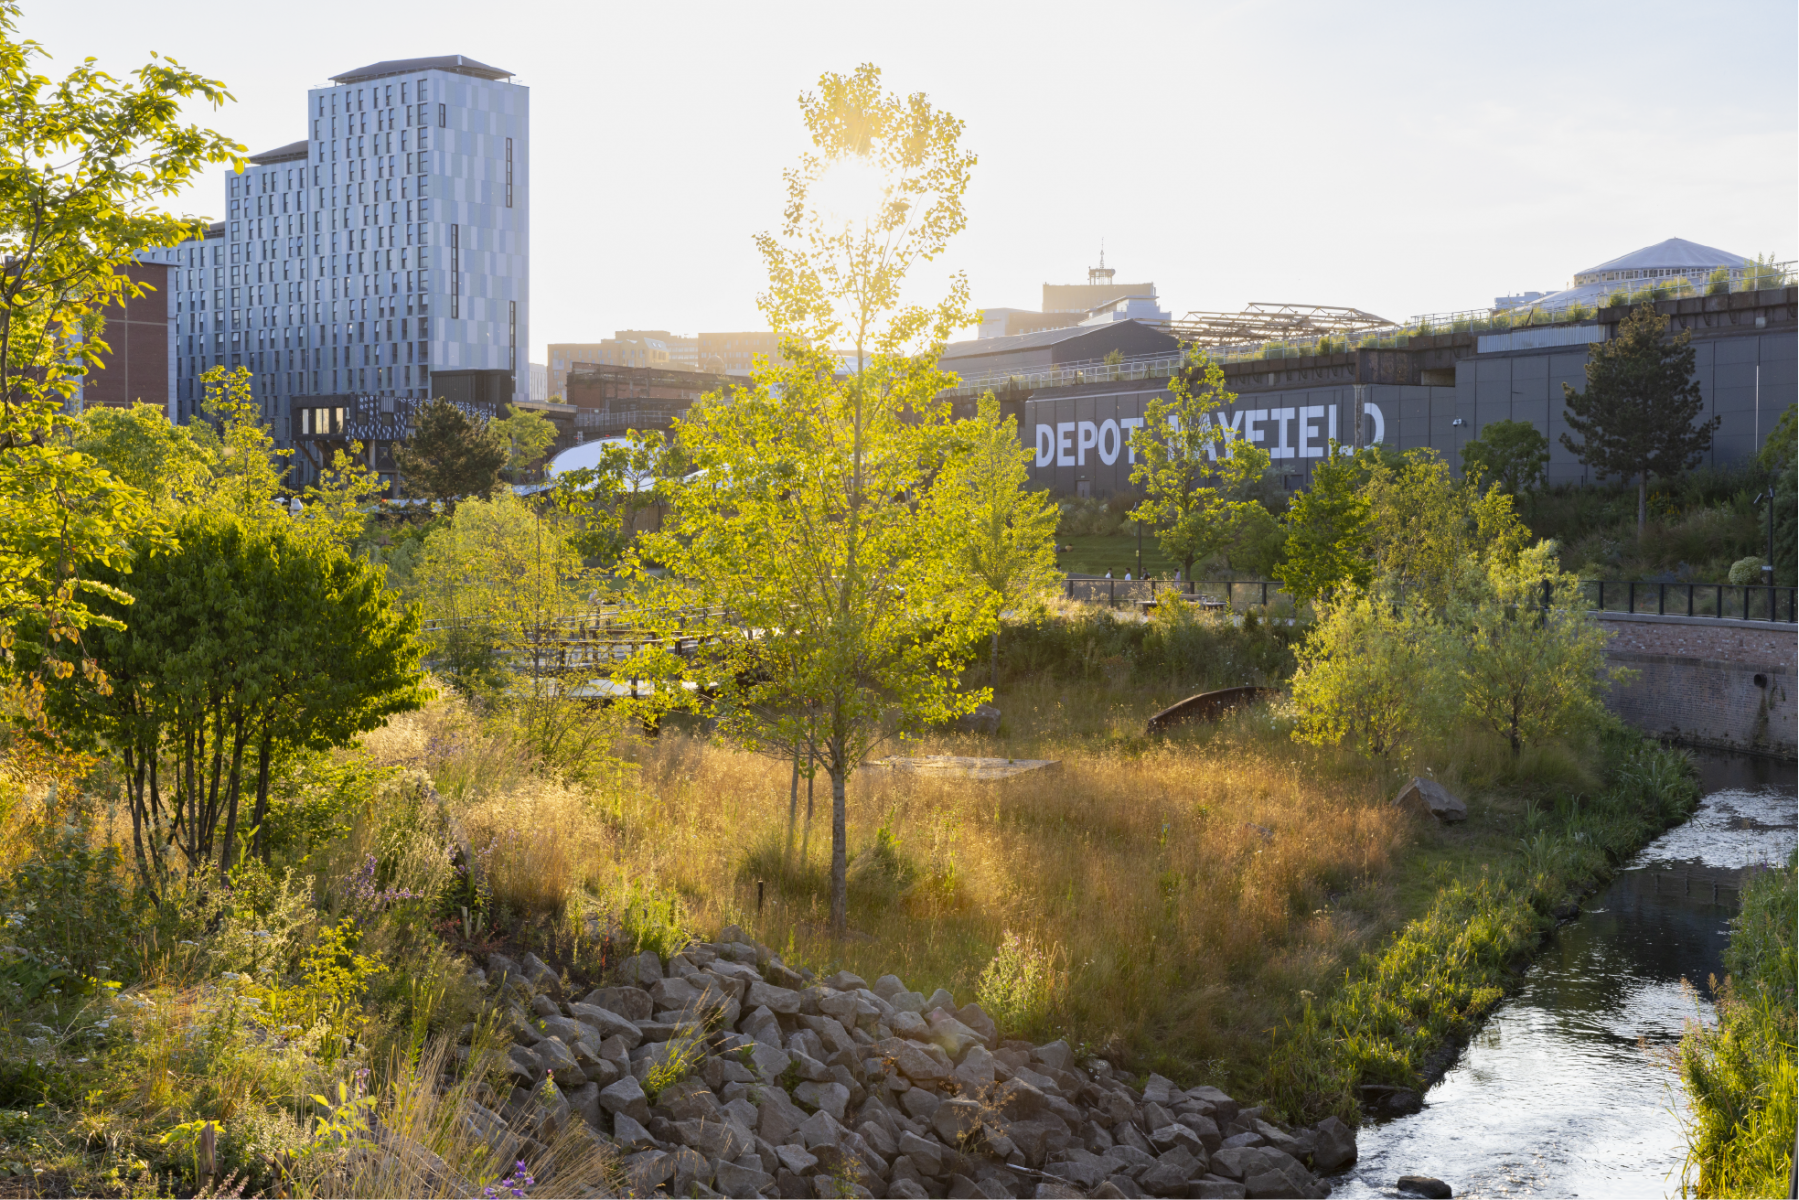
[23,0,1799,364]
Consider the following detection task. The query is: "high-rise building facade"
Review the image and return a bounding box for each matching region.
[165,54,528,485]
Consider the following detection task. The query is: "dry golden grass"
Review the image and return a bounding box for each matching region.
[370,679,1430,1091]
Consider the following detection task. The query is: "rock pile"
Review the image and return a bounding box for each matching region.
[473,928,1356,1199]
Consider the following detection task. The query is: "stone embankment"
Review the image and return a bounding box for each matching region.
[474,927,1356,1199]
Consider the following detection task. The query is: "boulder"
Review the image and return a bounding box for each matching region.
[953,703,1002,734]
[1192,1178,1248,1199]
[584,986,654,1022]
[1397,1175,1453,1199]
[617,950,664,986]
[879,1037,954,1082]
[1030,1040,1075,1074]
[932,1097,983,1146]
[600,1074,651,1124]
[794,1080,851,1121]
[715,1158,775,1197]
[1310,1115,1356,1172]
[746,979,805,1014]
[1394,777,1467,824]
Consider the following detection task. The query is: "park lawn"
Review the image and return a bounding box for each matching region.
[1056,533,1180,578]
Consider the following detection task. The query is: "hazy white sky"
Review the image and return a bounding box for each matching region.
[25,0,1798,362]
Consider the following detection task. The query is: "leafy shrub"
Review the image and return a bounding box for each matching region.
[975,930,1065,1041]
[1726,556,1766,585]
[1679,854,1796,1199]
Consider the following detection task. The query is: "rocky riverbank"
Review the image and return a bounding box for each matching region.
[475,925,1356,1198]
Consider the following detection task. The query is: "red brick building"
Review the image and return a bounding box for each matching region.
[77,261,174,413]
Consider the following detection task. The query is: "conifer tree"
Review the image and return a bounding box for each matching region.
[394,397,507,505]
[1560,302,1719,535]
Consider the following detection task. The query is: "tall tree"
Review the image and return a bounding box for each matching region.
[0,4,239,732]
[933,392,1059,687]
[1560,302,1719,535]
[393,398,506,505]
[41,505,425,893]
[1127,349,1271,580]
[490,403,559,483]
[1460,418,1550,499]
[629,64,987,936]
[1273,440,1371,609]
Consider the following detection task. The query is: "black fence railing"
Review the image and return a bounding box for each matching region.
[1585,581,1796,624]
[1061,576,1288,609]
[1058,576,1798,623]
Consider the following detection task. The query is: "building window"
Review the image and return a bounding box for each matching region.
[505,138,513,208]
[450,224,459,319]
[509,300,516,371]
[437,103,445,128]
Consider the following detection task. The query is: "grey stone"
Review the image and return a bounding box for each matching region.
[1186,1086,1239,1127]
[617,950,665,986]
[651,975,703,1010]
[872,974,907,1001]
[614,1113,659,1150]
[933,1097,983,1146]
[716,1158,775,1197]
[926,1011,989,1058]
[1030,1039,1074,1074]
[897,1130,945,1176]
[1179,1112,1224,1153]
[584,985,654,1022]
[674,1117,753,1161]
[924,988,956,1012]
[955,1003,998,1046]
[952,1044,997,1092]
[600,1074,651,1124]
[1311,1114,1356,1172]
[794,1080,851,1121]
[1149,1123,1204,1158]
[668,1145,712,1190]
[954,703,1001,734]
[757,1088,807,1145]
[530,993,559,1019]
[892,1010,932,1039]
[774,1142,819,1175]
[1193,1179,1248,1199]
[537,1014,590,1045]
[1099,1144,1157,1178]
[1091,1183,1130,1200]
[1141,1073,1179,1106]
[749,1041,792,1082]
[889,989,927,1014]
[880,1036,954,1082]
[1245,1165,1315,1199]
[1394,777,1467,824]
[900,1086,941,1122]
[1032,1183,1084,1199]
[1138,1158,1192,1196]
[888,1179,929,1199]
[748,979,805,1014]
[623,1148,674,1189]
[1041,1150,1107,1189]
[531,1037,582,1083]
[1397,1175,1453,1199]
[486,952,523,984]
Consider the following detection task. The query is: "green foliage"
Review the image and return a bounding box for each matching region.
[489,404,558,483]
[0,797,141,1002]
[992,601,1295,691]
[975,929,1063,1041]
[1445,543,1614,753]
[1128,349,1273,579]
[393,397,507,504]
[69,403,212,502]
[1561,302,1720,535]
[1273,440,1371,608]
[634,64,987,934]
[548,437,667,565]
[1227,503,1286,578]
[939,393,1059,606]
[1362,448,1528,611]
[1679,854,1796,1199]
[1460,418,1550,498]
[1267,738,1699,1122]
[1290,581,1440,757]
[415,491,580,688]
[45,501,426,890]
[253,918,385,1067]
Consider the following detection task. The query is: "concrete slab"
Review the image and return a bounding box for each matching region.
[868,755,1060,781]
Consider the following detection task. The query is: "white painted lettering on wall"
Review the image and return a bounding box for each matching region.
[1035,423,1055,468]
[1271,407,1297,459]
[1121,416,1145,463]
[1056,421,1076,467]
[1098,418,1121,465]
[1076,420,1099,465]
[1299,405,1326,458]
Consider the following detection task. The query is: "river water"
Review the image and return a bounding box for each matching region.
[1335,753,1797,1200]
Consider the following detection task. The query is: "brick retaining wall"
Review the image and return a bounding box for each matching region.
[1597,613,1797,758]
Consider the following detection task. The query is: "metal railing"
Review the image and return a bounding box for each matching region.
[1062,576,1290,609]
[1585,581,1796,624]
[944,352,1188,397]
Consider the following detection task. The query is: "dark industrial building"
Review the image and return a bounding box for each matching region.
[76,261,175,414]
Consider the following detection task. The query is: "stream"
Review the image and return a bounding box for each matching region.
[1334,752,1798,1199]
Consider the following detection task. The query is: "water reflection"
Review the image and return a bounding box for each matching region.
[1334,754,1796,1199]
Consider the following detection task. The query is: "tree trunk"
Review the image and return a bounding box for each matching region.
[251,728,274,862]
[801,751,815,862]
[829,763,848,937]
[217,714,248,875]
[1637,472,1648,538]
[785,750,800,867]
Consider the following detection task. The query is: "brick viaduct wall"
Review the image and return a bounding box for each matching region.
[1599,613,1796,759]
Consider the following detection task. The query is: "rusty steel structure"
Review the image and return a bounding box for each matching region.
[1162,302,1395,347]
